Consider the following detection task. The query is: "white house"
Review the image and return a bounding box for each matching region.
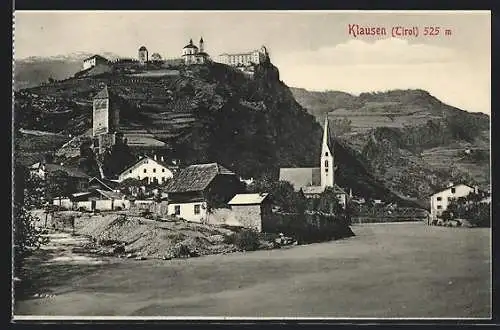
[117,155,175,184]
[430,183,476,220]
[83,55,109,70]
[164,163,242,223]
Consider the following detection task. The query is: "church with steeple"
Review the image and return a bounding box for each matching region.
[182,37,210,65]
[279,115,348,207]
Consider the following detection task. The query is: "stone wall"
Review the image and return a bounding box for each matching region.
[231,205,262,232]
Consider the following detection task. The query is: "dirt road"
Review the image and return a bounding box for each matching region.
[14,222,491,318]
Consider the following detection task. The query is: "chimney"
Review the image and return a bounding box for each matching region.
[154,154,157,161]
[161,156,164,162]
[447,182,454,188]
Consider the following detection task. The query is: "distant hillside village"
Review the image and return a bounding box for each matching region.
[80,37,270,78]
[20,37,490,234]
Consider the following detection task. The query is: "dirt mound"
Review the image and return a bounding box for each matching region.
[75,213,238,258]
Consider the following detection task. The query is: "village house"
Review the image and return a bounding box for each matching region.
[182,37,210,65]
[117,155,176,184]
[30,162,89,193]
[227,193,272,232]
[164,163,244,222]
[60,189,127,212]
[82,54,109,70]
[279,115,348,208]
[429,183,478,220]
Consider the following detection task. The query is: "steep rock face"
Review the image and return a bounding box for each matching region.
[14,60,411,203]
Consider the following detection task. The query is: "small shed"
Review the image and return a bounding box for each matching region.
[228,193,271,232]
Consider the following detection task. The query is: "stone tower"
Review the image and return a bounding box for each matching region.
[92,85,120,154]
[320,115,336,188]
[138,46,148,65]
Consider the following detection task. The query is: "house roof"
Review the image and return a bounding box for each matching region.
[430,183,475,197]
[84,54,108,62]
[95,189,124,200]
[43,164,89,179]
[279,167,321,191]
[72,191,92,198]
[228,193,269,205]
[164,163,235,193]
[183,39,198,49]
[118,156,174,177]
[301,184,347,196]
[88,177,117,191]
[301,186,324,195]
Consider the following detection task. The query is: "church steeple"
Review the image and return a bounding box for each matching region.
[199,37,204,52]
[320,114,335,188]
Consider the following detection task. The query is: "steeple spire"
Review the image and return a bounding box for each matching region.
[320,113,335,188]
[322,114,329,147]
[199,36,204,52]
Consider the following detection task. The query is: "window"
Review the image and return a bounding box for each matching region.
[143,169,147,173]
[436,197,442,201]
[194,204,200,214]
[451,188,456,194]
[129,170,132,174]
[153,168,156,173]
[162,169,165,173]
[437,205,442,209]
[324,160,329,167]
[174,205,180,215]
[325,152,328,156]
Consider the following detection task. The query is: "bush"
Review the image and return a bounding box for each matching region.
[228,229,260,251]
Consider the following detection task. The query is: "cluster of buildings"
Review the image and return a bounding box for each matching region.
[30,82,353,231]
[81,37,270,73]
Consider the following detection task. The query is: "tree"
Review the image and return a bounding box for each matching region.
[151,53,163,62]
[45,170,73,208]
[118,178,144,198]
[316,187,344,214]
[248,179,306,214]
[13,166,48,279]
[102,138,136,178]
[444,191,490,227]
[78,139,100,177]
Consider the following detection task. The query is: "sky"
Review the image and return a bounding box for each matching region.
[14,11,491,114]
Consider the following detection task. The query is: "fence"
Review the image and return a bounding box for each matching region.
[352,207,428,224]
[263,211,353,243]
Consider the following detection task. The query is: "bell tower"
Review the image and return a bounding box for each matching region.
[320,115,336,188]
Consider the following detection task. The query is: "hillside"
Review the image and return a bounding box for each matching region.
[291,87,491,199]
[14,52,121,90]
[14,58,411,204]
